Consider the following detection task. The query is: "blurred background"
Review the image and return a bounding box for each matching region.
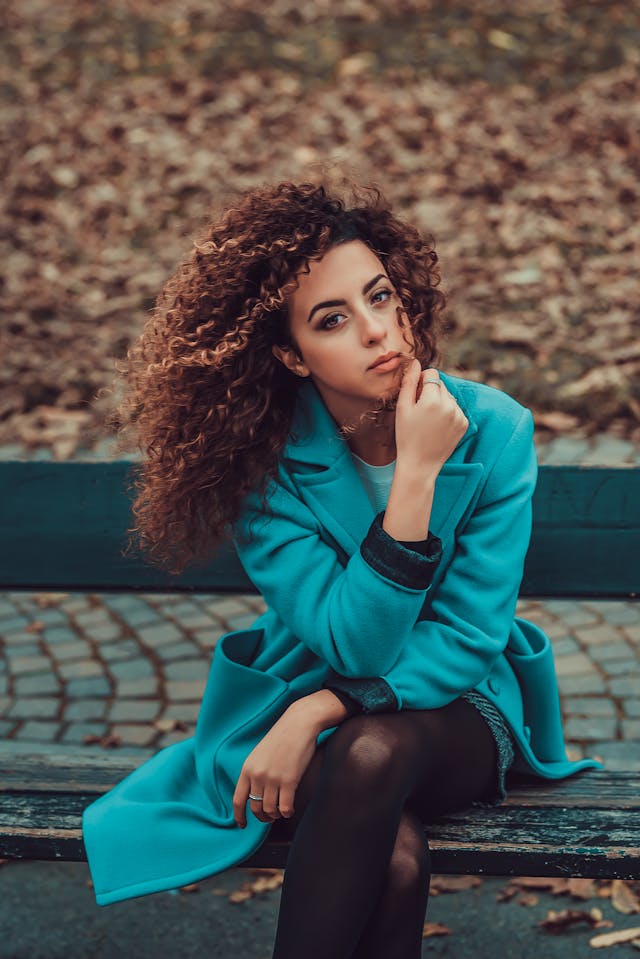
[1,0,639,460]
[1,4,640,957]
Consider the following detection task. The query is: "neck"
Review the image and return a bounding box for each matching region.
[345,410,396,466]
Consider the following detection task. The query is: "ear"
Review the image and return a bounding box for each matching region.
[272,344,311,378]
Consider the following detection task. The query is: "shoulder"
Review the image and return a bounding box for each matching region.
[438,369,531,436]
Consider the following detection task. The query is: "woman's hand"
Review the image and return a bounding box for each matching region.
[232,702,321,828]
[395,360,469,472]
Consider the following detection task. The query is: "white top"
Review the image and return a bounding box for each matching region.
[350,451,396,515]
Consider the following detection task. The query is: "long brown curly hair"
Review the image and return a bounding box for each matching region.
[107,180,447,575]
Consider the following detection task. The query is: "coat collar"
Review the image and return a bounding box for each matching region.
[283,370,478,467]
[280,371,483,557]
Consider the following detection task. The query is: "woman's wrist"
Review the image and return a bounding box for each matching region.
[383,464,439,541]
[288,689,351,734]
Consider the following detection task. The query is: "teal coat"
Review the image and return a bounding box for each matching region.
[83,371,603,906]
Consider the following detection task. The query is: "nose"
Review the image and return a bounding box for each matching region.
[357,305,387,345]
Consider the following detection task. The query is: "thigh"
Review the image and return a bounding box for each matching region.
[404,696,499,821]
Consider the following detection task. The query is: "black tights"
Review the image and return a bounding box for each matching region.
[268,696,499,959]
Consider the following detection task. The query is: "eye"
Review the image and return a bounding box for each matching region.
[319,312,346,330]
[371,288,393,304]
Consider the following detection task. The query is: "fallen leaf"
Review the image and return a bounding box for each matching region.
[540,907,604,933]
[179,883,200,894]
[422,921,452,938]
[611,880,640,915]
[590,927,640,948]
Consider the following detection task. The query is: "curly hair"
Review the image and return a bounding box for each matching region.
[107,180,447,576]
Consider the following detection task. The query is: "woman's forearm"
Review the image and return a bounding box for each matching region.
[289,689,351,734]
[382,465,439,541]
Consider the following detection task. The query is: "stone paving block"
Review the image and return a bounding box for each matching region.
[586,640,635,662]
[62,722,109,744]
[57,660,104,681]
[137,621,183,647]
[108,658,155,681]
[72,608,113,628]
[589,740,640,771]
[537,436,590,465]
[550,636,580,656]
[65,677,112,698]
[0,720,15,737]
[42,625,80,645]
[0,696,11,715]
[59,597,94,615]
[603,657,640,676]
[563,717,618,741]
[7,698,61,720]
[580,435,637,465]
[557,673,607,695]
[162,600,205,620]
[581,600,637,616]
[14,721,60,742]
[153,640,201,662]
[162,659,207,681]
[0,675,7,695]
[108,700,160,723]
[165,680,206,702]
[553,653,598,677]
[13,673,61,696]
[105,598,162,629]
[159,702,202,724]
[10,656,52,676]
[64,700,109,722]
[561,696,617,718]
[607,605,640,626]
[547,606,600,630]
[226,613,259,631]
[176,613,220,631]
[98,639,142,662]
[80,622,123,642]
[621,719,640,740]
[573,624,618,646]
[191,628,226,650]
[0,616,30,634]
[204,598,252,620]
[622,699,640,718]
[4,644,42,660]
[622,622,640,642]
[0,598,20,618]
[116,677,159,698]
[111,723,157,747]
[48,640,92,662]
[0,631,39,646]
[157,727,195,749]
[23,607,69,626]
[608,675,640,697]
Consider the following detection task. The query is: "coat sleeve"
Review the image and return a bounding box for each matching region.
[232,464,443,678]
[323,407,537,711]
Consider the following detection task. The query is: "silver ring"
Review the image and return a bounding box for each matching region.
[422,378,442,387]
[249,793,264,802]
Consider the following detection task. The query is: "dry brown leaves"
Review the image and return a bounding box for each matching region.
[1,0,639,458]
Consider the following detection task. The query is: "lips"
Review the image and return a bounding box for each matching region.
[368,351,401,371]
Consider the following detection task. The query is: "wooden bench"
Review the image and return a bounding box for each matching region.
[1,460,639,880]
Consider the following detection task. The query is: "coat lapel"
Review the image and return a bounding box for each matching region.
[282,371,485,558]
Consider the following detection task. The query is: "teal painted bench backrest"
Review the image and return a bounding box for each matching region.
[0,461,638,597]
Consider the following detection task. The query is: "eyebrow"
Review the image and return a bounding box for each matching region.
[307,273,387,324]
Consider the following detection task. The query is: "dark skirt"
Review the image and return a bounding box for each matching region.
[460,689,516,807]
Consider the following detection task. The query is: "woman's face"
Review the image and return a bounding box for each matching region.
[274,240,414,425]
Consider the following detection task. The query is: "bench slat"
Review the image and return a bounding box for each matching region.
[1,462,639,596]
[1,757,638,879]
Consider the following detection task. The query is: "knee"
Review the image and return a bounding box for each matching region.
[321,715,410,802]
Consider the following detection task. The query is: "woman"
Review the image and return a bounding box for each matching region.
[83,180,603,958]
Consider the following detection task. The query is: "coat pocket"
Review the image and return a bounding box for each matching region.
[194,629,293,816]
[504,617,568,762]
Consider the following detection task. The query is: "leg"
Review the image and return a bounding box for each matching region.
[270,696,498,959]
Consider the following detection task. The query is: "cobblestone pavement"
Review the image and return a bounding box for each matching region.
[1,431,639,769]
